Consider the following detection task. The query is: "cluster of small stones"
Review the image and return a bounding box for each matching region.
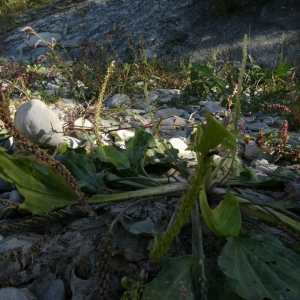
[0,68,300,297]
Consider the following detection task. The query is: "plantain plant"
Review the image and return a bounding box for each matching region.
[0,33,300,299]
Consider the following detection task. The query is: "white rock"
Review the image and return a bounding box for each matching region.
[115,129,135,140]
[168,138,192,158]
[61,136,81,149]
[14,100,63,147]
[60,98,76,107]
[74,117,93,128]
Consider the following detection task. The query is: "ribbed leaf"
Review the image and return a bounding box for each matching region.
[0,148,78,214]
[143,255,195,300]
[218,231,300,300]
[200,188,241,237]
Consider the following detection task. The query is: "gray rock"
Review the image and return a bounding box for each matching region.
[0,178,11,191]
[1,190,29,218]
[0,136,13,149]
[43,279,65,300]
[158,96,173,104]
[1,0,298,69]
[156,89,181,95]
[274,118,285,127]
[261,116,274,125]
[155,108,186,119]
[0,233,41,254]
[106,94,129,108]
[287,132,300,148]
[148,92,159,102]
[250,159,278,175]
[241,92,251,103]
[0,191,17,219]
[129,121,144,128]
[0,191,10,199]
[60,98,76,107]
[126,109,146,115]
[9,190,24,204]
[245,141,273,161]
[241,116,257,123]
[14,100,63,148]
[191,113,203,120]
[246,122,270,131]
[250,158,269,168]
[0,287,33,300]
[204,101,226,115]
[98,119,117,127]
[160,117,186,128]
[255,164,278,175]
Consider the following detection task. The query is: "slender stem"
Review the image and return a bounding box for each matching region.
[144,82,188,181]
[210,151,231,180]
[109,197,152,232]
[88,182,189,204]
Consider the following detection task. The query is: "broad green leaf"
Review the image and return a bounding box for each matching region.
[218,231,300,300]
[145,139,188,175]
[213,156,260,182]
[199,188,241,237]
[215,156,295,187]
[92,145,131,170]
[274,61,293,78]
[269,166,298,181]
[56,150,105,192]
[188,113,237,152]
[240,205,300,234]
[92,145,160,188]
[142,255,195,300]
[124,127,156,174]
[0,148,78,214]
[105,169,161,189]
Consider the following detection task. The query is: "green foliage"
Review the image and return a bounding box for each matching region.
[0,0,51,35]
[124,127,157,175]
[55,150,106,193]
[184,61,227,99]
[218,231,300,299]
[143,255,195,300]
[1,26,300,300]
[199,188,241,237]
[0,148,78,214]
[242,55,296,115]
[188,113,237,152]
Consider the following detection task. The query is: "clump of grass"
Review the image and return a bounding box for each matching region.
[0,0,52,35]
